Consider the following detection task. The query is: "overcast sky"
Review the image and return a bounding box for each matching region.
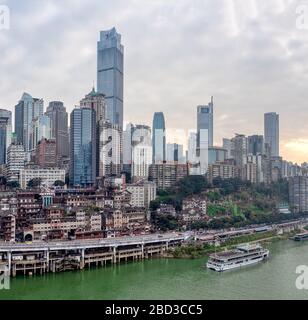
[0,0,308,163]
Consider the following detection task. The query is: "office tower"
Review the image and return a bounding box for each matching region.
[289,176,308,213]
[248,135,264,156]
[131,125,152,182]
[46,101,69,164]
[223,138,233,159]
[31,114,52,150]
[15,93,44,152]
[167,143,185,163]
[208,146,227,165]
[70,106,97,187]
[188,132,197,163]
[6,142,26,182]
[97,27,124,128]
[264,112,279,157]
[197,97,213,174]
[80,88,106,122]
[0,109,12,165]
[35,138,57,168]
[97,119,122,177]
[152,112,166,164]
[231,134,247,180]
[197,97,214,148]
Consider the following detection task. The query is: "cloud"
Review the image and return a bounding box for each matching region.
[0,0,307,163]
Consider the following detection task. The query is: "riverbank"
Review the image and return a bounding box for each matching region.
[1,240,308,300]
[166,229,301,259]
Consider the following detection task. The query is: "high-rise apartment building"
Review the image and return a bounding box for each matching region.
[264,112,279,157]
[45,101,69,164]
[0,109,12,165]
[289,176,308,214]
[97,119,122,177]
[187,132,197,164]
[152,112,166,164]
[35,138,57,168]
[70,106,97,187]
[6,143,26,182]
[248,135,264,156]
[231,134,247,180]
[97,28,124,128]
[131,125,152,181]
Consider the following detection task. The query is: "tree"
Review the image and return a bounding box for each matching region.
[54,180,65,187]
[27,178,42,188]
[6,181,20,189]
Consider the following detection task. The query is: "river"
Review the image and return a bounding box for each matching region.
[1,239,308,300]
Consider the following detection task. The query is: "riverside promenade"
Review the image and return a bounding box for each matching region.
[0,233,187,277]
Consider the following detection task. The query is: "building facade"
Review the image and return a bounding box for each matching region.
[97,27,124,128]
[70,107,97,187]
[0,109,12,165]
[152,112,166,164]
[45,101,69,164]
[264,112,279,157]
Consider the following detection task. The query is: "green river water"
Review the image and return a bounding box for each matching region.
[1,239,308,300]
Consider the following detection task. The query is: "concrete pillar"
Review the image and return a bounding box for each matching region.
[113,247,117,264]
[141,244,144,259]
[46,250,50,271]
[7,252,11,276]
[80,249,85,270]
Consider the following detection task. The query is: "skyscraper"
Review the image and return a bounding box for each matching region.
[70,106,97,187]
[97,27,124,128]
[31,114,52,150]
[167,143,185,163]
[264,112,279,157]
[231,134,248,180]
[97,119,122,177]
[131,125,152,182]
[46,101,69,164]
[0,109,12,165]
[15,93,44,152]
[187,132,197,163]
[196,97,213,174]
[197,97,214,148]
[152,112,166,164]
[248,135,264,155]
[80,88,106,123]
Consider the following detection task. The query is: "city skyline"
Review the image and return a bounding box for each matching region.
[0,1,308,163]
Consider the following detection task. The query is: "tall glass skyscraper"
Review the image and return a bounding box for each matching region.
[70,107,97,187]
[15,92,44,152]
[197,97,214,148]
[152,112,166,164]
[248,135,264,155]
[196,97,214,174]
[46,101,69,163]
[97,27,124,129]
[0,109,12,165]
[264,112,279,157]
